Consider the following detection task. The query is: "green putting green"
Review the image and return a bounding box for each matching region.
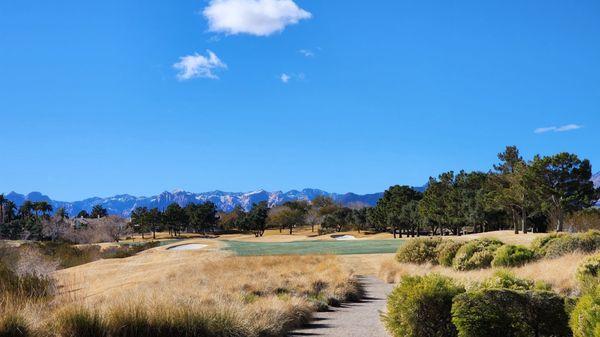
[223,239,405,256]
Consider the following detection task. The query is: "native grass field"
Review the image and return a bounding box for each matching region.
[1,228,599,336]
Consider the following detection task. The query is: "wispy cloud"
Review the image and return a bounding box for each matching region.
[280,73,291,83]
[173,50,227,80]
[203,0,312,37]
[299,49,314,57]
[534,124,583,134]
[279,72,305,83]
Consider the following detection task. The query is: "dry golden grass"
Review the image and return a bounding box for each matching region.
[451,230,547,246]
[376,252,590,295]
[43,246,359,336]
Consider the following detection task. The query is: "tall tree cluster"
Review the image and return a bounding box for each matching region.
[369,146,599,236]
[130,201,220,238]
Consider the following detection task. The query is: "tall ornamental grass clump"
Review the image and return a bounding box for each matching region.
[491,244,537,268]
[106,304,249,337]
[0,261,53,299]
[395,238,441,265]
[53,306,106,337]
[0,312,30,337]
[452,238,503,271]
[383,274,465,337]
[452,289,571,337]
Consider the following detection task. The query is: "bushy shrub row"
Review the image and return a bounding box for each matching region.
[533,230,600,259]
[397,237,545,271]
[385,273,571,337]
[396,238,468,267]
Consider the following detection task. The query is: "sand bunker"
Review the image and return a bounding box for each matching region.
[332,235,357,241]
[168,243,207,251]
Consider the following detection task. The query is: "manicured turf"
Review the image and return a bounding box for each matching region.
[223,239,405,256]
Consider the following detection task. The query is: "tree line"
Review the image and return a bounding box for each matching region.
[368,146,599,237]
[1,146,598,241]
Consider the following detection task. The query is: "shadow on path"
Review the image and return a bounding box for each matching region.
[288,276,393,337]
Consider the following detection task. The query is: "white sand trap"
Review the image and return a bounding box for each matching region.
[168,243,207,251]
[332,235,357,240]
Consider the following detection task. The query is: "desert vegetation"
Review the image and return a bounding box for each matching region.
[382,230,600,336]
[0,242,360,337]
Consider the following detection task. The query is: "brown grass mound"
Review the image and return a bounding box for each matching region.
[9,251,360,337]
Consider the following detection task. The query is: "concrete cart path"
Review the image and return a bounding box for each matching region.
[289,275,393,337]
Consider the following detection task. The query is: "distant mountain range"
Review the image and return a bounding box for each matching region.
[593,172,600,189]
[3,189,395,218]
[5,172,597,218]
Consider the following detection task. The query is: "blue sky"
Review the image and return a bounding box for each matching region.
[1,0,599,201]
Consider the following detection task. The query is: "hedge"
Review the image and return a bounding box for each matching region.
[534,231,600,259]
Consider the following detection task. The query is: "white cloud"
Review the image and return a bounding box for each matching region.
[534,124,583,134]
[173,50,227,80]
[534,127,557,134]
[556,124,583,132]
[299,49,314,57]
[280,73,291,83]
[203,0,312,36]
[279,72,305,83]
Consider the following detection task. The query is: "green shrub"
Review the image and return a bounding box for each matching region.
[491,245,536,267]
[480,270,535,291]
[0,312,30,337]
[436,241,464,267]
[570,288,600,337]
[452,239,503,271]
[383,274,465,337]
[395,238,441,265]
[577,253,600,293]
[539,231,600,259]
[531,233,565,256]
[452,289,571,337]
